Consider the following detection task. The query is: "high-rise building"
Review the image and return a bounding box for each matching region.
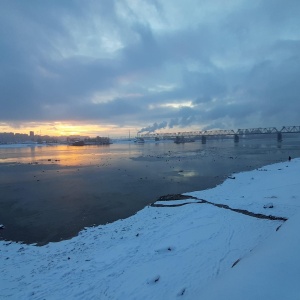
[30,131,34,140]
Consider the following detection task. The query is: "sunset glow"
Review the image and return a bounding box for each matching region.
[0,122,136,138]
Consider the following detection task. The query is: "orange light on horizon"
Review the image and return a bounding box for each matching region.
[0,122,137,138]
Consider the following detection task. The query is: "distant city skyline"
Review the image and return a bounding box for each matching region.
[0,128,97,142]
[0,123,128,138]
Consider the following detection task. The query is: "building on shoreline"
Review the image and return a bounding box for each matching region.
[0,131,111,145]
[0,131,73,144]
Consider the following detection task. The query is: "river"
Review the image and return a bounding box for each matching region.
[0,135,299,245]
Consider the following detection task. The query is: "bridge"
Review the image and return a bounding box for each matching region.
[140,126,300,143]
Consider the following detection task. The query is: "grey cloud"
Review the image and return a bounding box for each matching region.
[138,121,168,133]
[123,23,165,70]
[1,0,300,131]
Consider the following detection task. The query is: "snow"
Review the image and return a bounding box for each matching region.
[1,159,300,299]
[198,210,300,300]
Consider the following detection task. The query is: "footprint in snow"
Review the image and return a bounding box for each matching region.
[177,287,186,296]
[154,246,174,254]
[147,275,160,285]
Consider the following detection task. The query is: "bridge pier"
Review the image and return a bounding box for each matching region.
[201,135,206,144]
[277,132,282,142]
[234,134,239,143]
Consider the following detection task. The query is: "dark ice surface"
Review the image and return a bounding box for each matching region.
[0,136,299,245]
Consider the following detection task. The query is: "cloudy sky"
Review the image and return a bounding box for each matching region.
[1,0,299,136]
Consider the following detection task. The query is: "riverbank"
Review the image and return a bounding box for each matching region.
[1,158,300,299]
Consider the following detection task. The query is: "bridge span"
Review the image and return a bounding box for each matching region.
[140,126,300,143]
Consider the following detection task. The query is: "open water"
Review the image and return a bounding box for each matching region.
[0,135,299,245]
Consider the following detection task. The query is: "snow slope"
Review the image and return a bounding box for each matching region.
[198,210,300,300]
[1,159,300,299]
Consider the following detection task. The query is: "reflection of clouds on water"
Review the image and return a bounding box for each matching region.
[178,170,199,177]
[181,170,198,178]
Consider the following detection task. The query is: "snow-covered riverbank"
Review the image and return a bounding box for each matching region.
[1,159,300,299]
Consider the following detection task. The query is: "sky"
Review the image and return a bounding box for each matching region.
[1,0,300,137]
